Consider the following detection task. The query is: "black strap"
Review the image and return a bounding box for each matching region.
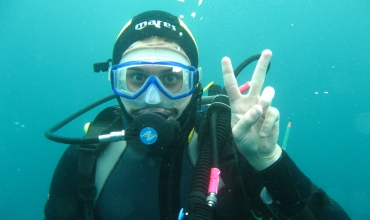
[77,144,101,220]
[215,141,256,219]
[77,106,123,220]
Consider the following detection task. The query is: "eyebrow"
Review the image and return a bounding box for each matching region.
[127,67,145,71]
[128,66,175,73]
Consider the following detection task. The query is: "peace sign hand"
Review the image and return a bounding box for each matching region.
[222,50,282,171]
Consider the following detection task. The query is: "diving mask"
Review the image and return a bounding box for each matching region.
[111,60,197,100]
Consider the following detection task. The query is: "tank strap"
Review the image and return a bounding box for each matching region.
[94,140,126,204]
[76,106,123,220]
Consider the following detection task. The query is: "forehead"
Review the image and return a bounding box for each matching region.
[127,37,183,51]
[120,37,191,65]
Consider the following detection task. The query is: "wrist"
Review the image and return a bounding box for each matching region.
[246,144,282,171]
[257,150,312,211]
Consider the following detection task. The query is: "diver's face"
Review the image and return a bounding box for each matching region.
[118,38,193,120]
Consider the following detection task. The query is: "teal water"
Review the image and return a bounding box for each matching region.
[1,0,370,219]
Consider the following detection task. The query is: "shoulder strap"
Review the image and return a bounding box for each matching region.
[94,140,126,204]
[77,106,123,220]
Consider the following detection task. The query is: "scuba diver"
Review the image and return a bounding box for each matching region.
[44,10,350,220]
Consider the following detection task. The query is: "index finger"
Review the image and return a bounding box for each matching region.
[248,50,272,96]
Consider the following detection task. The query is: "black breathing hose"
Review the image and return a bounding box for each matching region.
[185,52,269,219]
[211,111,219,168]
[186,106,231,219]
[44,94,116,144]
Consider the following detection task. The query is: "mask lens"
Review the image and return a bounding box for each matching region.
[126,65,184,93]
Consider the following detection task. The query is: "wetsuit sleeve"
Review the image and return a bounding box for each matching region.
[257,150,350,219]
[44,145,83,220]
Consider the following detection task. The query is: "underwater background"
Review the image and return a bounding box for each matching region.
[1,0,370,219]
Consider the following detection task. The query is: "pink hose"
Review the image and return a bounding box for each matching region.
[208,168,220,193]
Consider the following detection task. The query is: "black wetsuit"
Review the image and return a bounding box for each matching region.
[44,142,350,219]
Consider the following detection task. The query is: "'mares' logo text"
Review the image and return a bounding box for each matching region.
[135,20,176,31]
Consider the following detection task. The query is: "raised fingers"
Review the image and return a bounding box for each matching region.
[248,50,272,97]
[222,57,241,103]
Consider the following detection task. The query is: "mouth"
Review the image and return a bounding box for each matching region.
[131,108,178,120]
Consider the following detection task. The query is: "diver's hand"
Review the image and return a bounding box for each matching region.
[222,50,281,171]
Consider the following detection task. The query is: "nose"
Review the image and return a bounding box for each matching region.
[144,84,161,104]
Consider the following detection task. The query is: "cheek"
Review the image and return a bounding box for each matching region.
[120,98,135,113]
[175,95,192,113]
[127,83,136,92]
[178,96,192,107]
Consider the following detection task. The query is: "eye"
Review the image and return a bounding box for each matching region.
[126,68,148,82]
[160,72,183,93]
[131,73,147,82]
[163,74,178,84]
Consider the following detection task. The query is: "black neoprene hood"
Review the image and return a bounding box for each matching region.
[112,10,199,68]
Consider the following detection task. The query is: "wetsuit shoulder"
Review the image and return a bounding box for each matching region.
[44,145,83,220]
